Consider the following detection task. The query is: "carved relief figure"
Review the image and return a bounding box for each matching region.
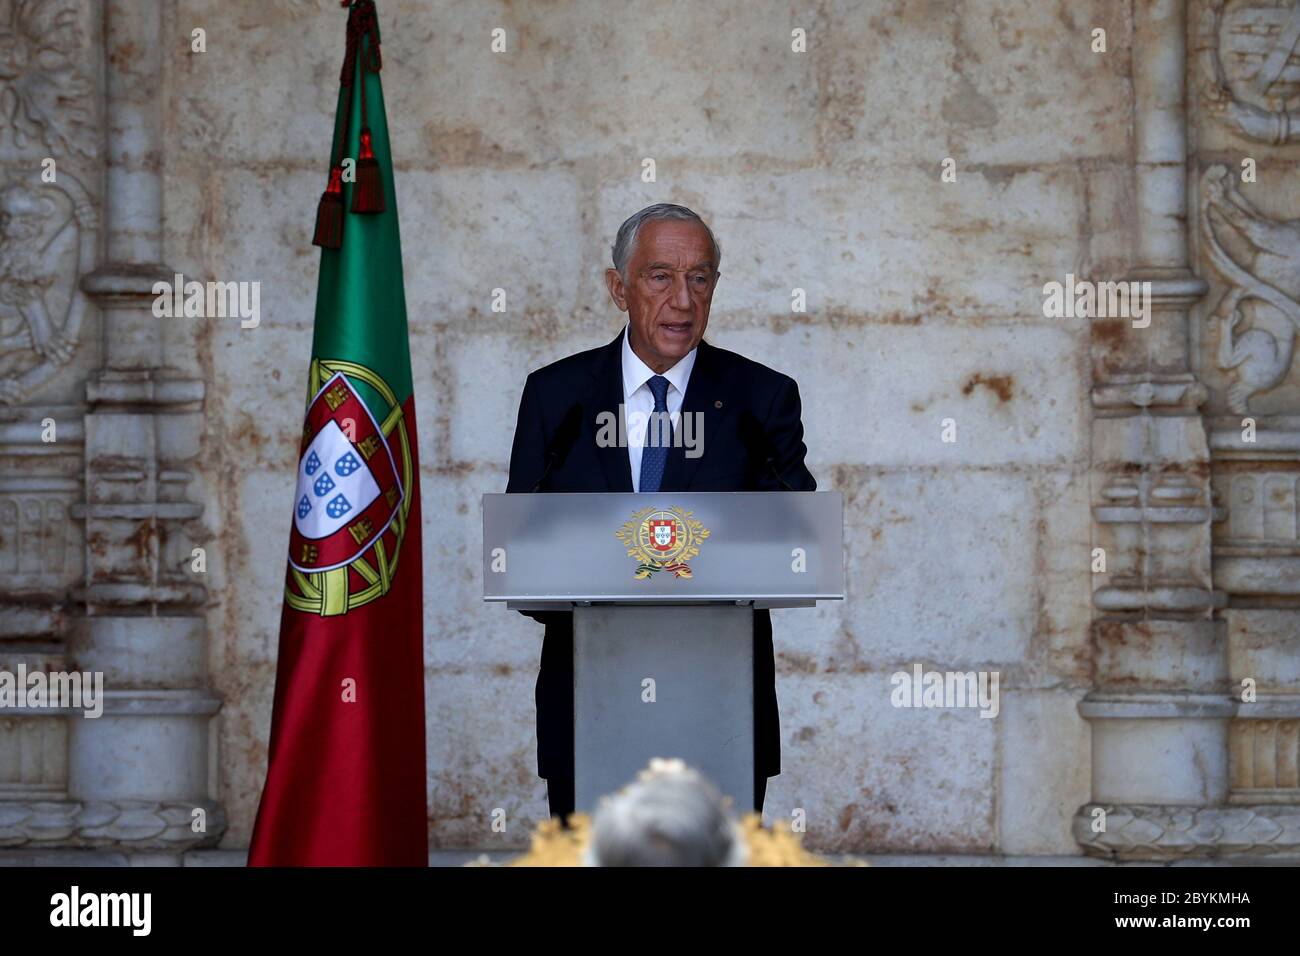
[0,178,93,404]
[1201,165,1300,413]
[0,185,69,356]
[0,0,96,405]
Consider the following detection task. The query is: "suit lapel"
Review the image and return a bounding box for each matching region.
[590,331,634,492]
[661,339,727,492]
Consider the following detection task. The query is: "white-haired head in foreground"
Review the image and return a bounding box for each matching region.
[585,758,747,867]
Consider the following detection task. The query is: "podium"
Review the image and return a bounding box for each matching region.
[483,491,843,812]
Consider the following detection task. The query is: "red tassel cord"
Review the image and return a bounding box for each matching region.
[313,1,385,245]
[351,127,384,213]
[347,1,383,214]
[312,165,345,249]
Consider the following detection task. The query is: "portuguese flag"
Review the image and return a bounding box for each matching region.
[249,0,427,866]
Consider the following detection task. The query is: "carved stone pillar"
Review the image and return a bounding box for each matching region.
[0,0,224,860]
[1077,0,1300,859]
[1075,0,1232,859]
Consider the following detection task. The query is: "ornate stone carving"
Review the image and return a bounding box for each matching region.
[1218,471,1300,542]
[0,799,226,849]
[1199,0,1300,144]
[1075,803,1300,858]
[0,493,76,578]
[1201,164,1300,414]
[0,715,64,796]
[0,0,97,406]
[1230,718,1300,798]
[0,0,94,159]
[0,489,79,638]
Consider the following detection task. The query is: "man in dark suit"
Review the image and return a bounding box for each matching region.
[505,203,816,821]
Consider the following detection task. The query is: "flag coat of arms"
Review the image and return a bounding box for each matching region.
[249,0,427,866]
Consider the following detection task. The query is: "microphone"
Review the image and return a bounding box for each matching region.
[738,410,794,491]
[529,403,584,492]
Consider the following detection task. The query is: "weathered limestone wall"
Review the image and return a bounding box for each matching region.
[178,0,1120,855]
[4,0,1297,862]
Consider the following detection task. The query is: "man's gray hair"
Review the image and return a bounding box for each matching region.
[586,761,745,867]
[611,203,722,282]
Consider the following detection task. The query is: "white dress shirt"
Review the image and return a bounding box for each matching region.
[621,326,697,491]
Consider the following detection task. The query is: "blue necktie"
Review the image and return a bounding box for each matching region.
[639,375,672,493]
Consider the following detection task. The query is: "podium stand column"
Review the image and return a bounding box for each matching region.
[573,604,754,812]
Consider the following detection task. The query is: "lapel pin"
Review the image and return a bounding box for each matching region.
[714,400,723,409]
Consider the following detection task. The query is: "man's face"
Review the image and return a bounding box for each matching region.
[605,219,717,373]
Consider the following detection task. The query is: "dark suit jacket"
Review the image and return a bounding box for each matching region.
[504,328,816,782]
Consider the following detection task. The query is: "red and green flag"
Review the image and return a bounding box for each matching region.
[250,0,426,866]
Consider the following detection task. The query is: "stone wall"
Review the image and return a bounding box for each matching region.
[1,0,1297,861]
